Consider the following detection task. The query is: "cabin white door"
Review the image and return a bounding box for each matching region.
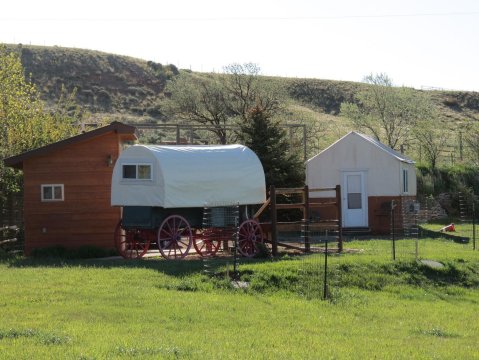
[342,171,368,228]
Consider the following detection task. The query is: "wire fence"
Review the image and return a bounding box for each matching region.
[0,193,23,255]
[200,204,240,278]
[296,192,479,300]
[2,189,477,301]
[391,193,477,259]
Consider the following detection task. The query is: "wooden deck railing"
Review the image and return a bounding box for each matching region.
[255,185,342,255]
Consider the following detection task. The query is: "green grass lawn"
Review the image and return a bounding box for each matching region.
[0,238,478,359]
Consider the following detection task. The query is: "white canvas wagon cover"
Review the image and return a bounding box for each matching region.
[111,144,266,208]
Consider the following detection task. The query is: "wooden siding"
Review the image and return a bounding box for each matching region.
[368,196,395,234]
[309,198,339,222]
[310,195,416,235]
[22,132,124,254]
[368,196,417,235]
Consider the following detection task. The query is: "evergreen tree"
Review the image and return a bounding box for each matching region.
[238,105,304,188]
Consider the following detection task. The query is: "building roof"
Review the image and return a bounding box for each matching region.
[3,121,137,170]
[308,131,415,164]
[354,132,415,164]
[111,144,266,208]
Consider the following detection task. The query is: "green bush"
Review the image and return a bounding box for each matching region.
[417,164,479,196]
[416,164,479,216]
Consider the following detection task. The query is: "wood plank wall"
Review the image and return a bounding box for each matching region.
[22,132,124,254]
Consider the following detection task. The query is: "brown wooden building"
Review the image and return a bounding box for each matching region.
[4,122,137,255]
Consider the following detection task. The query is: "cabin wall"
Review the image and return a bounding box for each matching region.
[307,134,409,197]
[22,132,123,254]
[310,195,416,235]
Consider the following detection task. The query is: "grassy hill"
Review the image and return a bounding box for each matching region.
[6,44,479,158]
[11,44,178,123]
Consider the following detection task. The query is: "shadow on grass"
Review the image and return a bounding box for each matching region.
[4,253,276,277]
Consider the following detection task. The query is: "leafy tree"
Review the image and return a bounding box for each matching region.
[237,104,304,188]
[463,121,479,166]
[0,46,79,157]
[340,73,434,150]
[412,116,449,169]
[164,63,283,144]
[0,45,79,220]
[222,63,281,122]
[164,73,230,144]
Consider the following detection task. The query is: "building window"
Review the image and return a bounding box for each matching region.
[41,184,64,201]
[403,169,409,193]
[122,164,152,180]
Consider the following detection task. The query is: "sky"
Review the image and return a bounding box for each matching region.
[1,0,479,91]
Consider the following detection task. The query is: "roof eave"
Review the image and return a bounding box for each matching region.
[3,121,137,170]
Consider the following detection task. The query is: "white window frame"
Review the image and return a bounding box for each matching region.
[121,163,153,181]
[41,184,64,202]
[402,169,409,194]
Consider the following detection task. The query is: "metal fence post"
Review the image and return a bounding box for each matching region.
[391,200,396,260]
[270,185,278,257]
[323,238,328,300]
[336,185,343,252]
[415,212,419,260]
[304,185,310,253]
[473,201,476,251]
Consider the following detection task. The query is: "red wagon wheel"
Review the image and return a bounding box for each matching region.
[114,220,151,259]
[237,219,264,257]
[193,228,222,257]
[157,215,192,259]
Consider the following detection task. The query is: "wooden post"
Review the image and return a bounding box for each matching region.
[303,185,310,253]
[270,185,278,257]
[176,124,180,144]
[303,125,307,161]
[335,185,343,252]
[459,131,463,161]
[473,201,476,251]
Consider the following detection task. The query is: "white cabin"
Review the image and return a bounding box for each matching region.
[306,132,416,233]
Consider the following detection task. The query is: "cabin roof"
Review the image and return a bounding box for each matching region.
[307,131,415,164]
[3,121,137,170]
[354,132,415,164]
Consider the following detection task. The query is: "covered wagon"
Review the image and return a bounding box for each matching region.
[111,144,266,259]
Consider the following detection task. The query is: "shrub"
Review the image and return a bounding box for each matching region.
[416,164,479,217]
[96,89,112,110]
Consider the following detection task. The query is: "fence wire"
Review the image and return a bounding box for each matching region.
[391,193,477,260]
[297,192,478,301]
[201,204,240,275]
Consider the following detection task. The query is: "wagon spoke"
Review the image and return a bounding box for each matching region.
[158,215,192,260]
[114,221,151,260]
[193,228,221,257]
[237,220,264,257]
[175,245,183,258]
[178,226,189,236]
[164,222,174,237]
[196,239,206,252]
